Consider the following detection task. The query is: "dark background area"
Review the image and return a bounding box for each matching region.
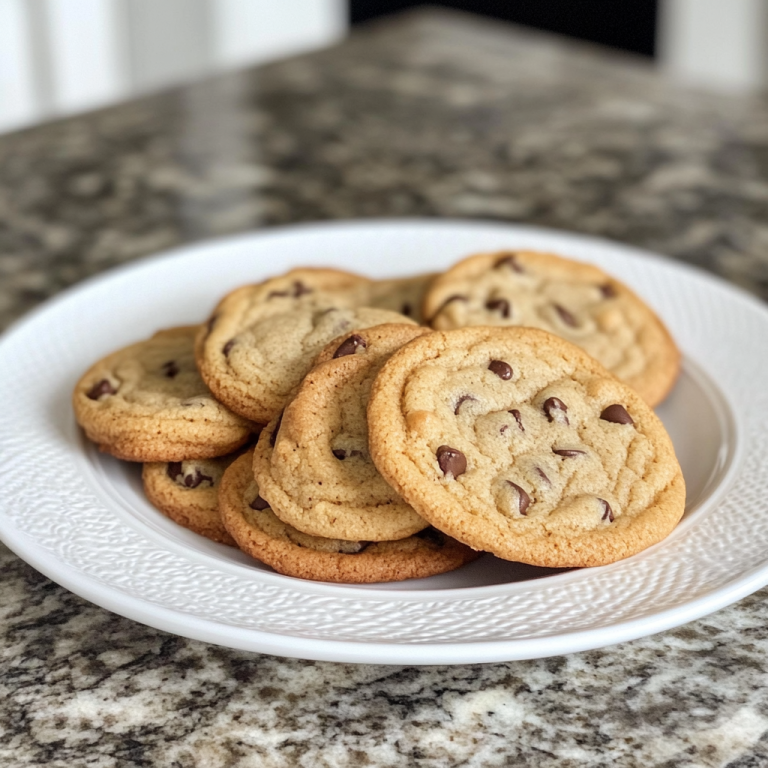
[350,0,659,58]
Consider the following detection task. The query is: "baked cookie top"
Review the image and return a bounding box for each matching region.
[367,326,686,568]
[72,326,252,462]
[252,324,431,542]
[366,273,437,324]
[220,451,479,583]
[143,452,243,546]
[423,251,680,406]
[195,268,416,424]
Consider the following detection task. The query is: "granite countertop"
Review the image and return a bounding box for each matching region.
[3,9,768,766]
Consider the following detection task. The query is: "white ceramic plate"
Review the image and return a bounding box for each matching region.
[0,220,764,664]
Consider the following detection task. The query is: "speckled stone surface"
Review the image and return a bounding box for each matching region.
[3,9,768,766]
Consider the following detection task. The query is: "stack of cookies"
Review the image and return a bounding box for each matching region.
[73,250,686,582]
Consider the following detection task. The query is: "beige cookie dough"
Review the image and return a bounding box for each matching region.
[221,451,479,583]
[367,326,686,568]
[423,250,680,406]
[73,326,253,462]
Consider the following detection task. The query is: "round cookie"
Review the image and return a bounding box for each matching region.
[220,451,479,583]
[367,326,686,568]
[73,326,253,462]
[253,324,431,542]
[423,250,680,406]
[366,273,437,324]
[195,268,416,423]
[143,452,244,546]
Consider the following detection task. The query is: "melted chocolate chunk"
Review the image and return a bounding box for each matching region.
[600,404,634,425]
[86,379,117,400]
[436,294,468,315]
[415,527,446,547]
[543,397,569,425]
[535,467,551,485]
[454,394,477,414]
[401,302,412,317]
[600,283,617,299]
[495,254,524,273]
[509,409,524,431]
[553,448,586,458]
[167,462,183,482]
[223,339,235,357]
[507,481,531,515]
[250,495,270,511]
[184,469,214,489]
[599,499,614,522]
[554,304,577,327]
[333,334,367,358]
[436,445,467,478]
[162,360,179,378]
[206,314,218,335]
[488,360,513,380]
[485,298,511,318]
[268,280,313,300]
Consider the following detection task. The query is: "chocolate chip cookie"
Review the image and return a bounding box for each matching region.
[368,326,685,568]
[143,452,245,546]
[73,326,253,462]
[221,450,479,583]
[195,268,416,424]
[423,251,680,406]
[252,324,432,542]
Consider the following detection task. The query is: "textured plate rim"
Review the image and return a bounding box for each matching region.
[0,218,763,664]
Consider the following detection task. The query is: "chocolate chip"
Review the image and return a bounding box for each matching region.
[495,254,524,273]
[267,280,313,300]
[554,304,577,327]
[600,283,617,299]
[267,289,290,299]
[543,397,569,425]
[332,449,347,460]
[436,294,468,316]
[506,481,531,515]
[162,360,179,378]
[269,412,283,447]
[206,314,217,335]
[250,495,270,511]
[454,394,476,414]
[599,499,614,522]
[535,467,551,485]
[436,445,467,478]
[333,334,367,358]
[401,302,412,316]
[553,448,586,458]
[509,409,524,431]
[600,404,634,425]
[184,469,214,489]
[86,379,116,400]
[415,527,446,547]
[485,298,511,318]
[167,462,183,481]
[223,339,235,356]
[489,360,513,380]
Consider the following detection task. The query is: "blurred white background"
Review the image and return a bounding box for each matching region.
[0,0,348,133]
[0,0,765,135]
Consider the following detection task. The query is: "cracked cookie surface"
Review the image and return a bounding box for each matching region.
[368,326,685,568]
[220,451,479,583]
[423,251,680,406]
[195,268,416,424]
[73,326,252,462]
[252,324,431,542]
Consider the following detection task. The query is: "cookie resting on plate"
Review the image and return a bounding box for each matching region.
[220,451,479,584]
[73,326,253,462]
[252,324,431,542]
[195,267,416,424]
[143,451,247,546]
[367,326,686,568]
[423,250,680,406]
